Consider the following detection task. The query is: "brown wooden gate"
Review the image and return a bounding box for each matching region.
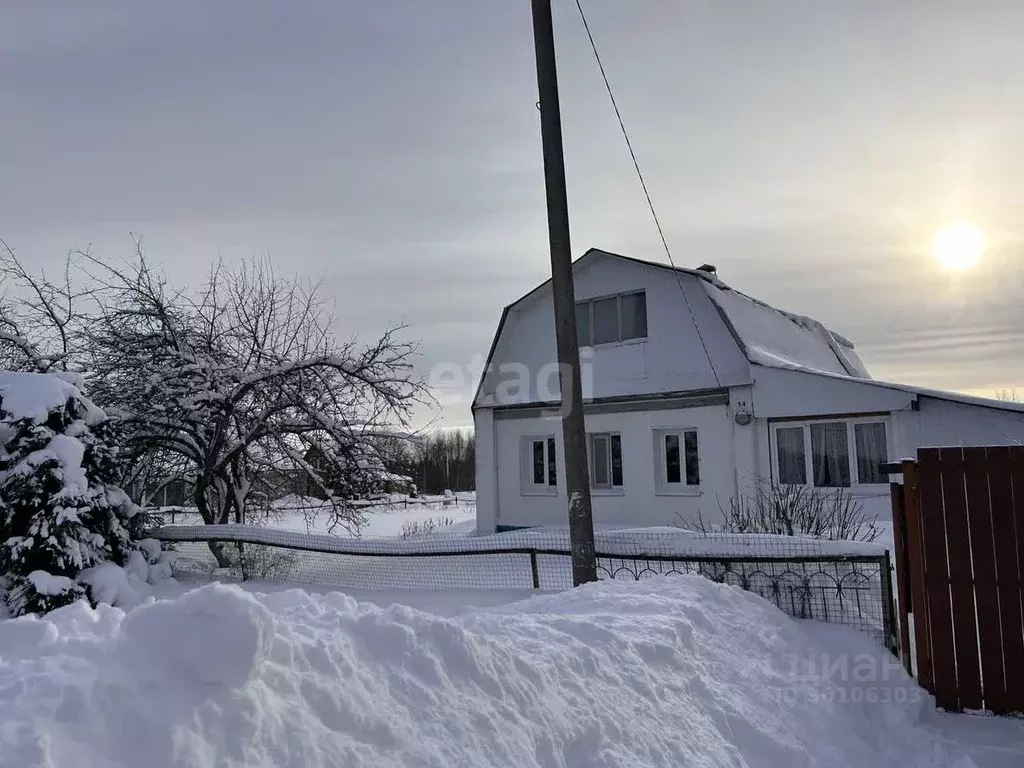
[890,447,1024,714]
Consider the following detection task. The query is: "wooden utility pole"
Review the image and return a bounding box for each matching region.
[529,0,597,585]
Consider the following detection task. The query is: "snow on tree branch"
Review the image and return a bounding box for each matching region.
[0,239,427,552]
[80,249,427,550]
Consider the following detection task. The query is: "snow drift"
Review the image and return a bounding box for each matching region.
[0,577,975,768]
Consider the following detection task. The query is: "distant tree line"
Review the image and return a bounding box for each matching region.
[379,430,475,494]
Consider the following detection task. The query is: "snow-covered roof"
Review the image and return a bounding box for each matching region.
[591,250,870,379]
[701,278,871,379]
[768,364,1024,416]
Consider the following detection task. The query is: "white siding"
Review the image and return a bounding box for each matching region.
[473,408,498,534]
[475,253,750,407]
[751,366,914,417]
[892,396,1024,454]
[730,384,761,499]
[490,404,737,530]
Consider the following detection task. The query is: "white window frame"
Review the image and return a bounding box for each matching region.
[587,431,624,493]
[653,428,701,496]
[769,417,890,490]
[520,435,557,496]
[575,291,647,347]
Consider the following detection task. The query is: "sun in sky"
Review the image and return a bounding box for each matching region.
[930,221,985,270]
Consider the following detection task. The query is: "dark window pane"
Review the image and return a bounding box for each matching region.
[810,422,850,487]
[621,292,647,340]
[592,297,619,344]
[547,437,557,486]
[532,440,545,485]
[664,434,681,484]
[684,431,700,485]
[776,427,807,485]
[591,435,610,486]
[611,434,623,486]
[575,302,590,346]
[855,423,887,484]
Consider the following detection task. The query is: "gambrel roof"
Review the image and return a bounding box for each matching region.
[473,248,870,408]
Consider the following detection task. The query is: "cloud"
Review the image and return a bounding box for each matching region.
[4,0,1024,424]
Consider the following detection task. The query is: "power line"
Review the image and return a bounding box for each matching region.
[573,0,721,386]
[573,0,671,263]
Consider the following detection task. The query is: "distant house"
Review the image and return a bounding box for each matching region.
[472,248,1024,532]
[374,472,416,496]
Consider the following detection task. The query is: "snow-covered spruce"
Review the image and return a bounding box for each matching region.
[0,372,165,616]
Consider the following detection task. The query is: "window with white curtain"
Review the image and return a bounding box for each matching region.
[854,423,888,484]
[771,419,889,488]
[810,422,850,487]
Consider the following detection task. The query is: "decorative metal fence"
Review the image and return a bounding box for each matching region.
[150,525,895,648]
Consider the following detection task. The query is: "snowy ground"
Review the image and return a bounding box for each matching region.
[2,575,1021,768]
[155,493,478,539]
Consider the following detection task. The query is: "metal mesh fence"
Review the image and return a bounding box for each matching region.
[150,525,895,648]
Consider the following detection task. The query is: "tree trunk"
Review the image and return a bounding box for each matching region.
[195,476,232,568]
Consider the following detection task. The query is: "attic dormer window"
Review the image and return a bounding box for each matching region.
[575,291,647,347]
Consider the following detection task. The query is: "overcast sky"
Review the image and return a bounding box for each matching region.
[4,1,1024,427]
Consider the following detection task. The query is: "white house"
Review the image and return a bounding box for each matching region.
[472,248,1024,532]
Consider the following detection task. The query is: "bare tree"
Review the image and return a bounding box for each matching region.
[0,240,82,373]
[0,239,426,560]
[81,250,425,559]
[682,479,880,542]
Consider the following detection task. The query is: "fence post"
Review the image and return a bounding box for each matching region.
[889,481,913,673]
[530,551,540,590]
[880,550,899,659]
[237,542,248,581]
[902,458,933,691]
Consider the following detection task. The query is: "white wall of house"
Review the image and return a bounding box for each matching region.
[475,253,750,407]
[751,366,915,417]
[474,408,499,532]
[892,396,1024,453]
[482,402,738,531]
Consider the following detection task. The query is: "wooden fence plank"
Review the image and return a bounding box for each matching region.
[1003,447,1024,712]
[962,447,1004,713]
[918,448,959,710]
[939,448,982,710]
[890,482,913,674]
[902,459,932,690]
